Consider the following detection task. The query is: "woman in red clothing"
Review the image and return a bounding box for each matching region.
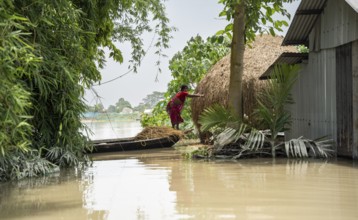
[166,85,204,129]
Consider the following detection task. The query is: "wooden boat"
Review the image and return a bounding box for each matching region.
[89,135,180,153]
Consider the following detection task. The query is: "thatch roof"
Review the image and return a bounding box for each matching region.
[191,35,297,131]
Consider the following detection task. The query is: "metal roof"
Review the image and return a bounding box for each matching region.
[259,52,309,80]
[346,0,358,13]
[282,0,328,46]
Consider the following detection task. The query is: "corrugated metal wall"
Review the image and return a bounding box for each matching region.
[286,0,358,158]
[352,41,358,159]
[287,49,337,145]
[321,0,358,49]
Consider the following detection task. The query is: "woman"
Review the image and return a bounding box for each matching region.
[166,85,204,130]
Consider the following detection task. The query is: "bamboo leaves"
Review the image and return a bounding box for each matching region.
[0,11,36,157]
[1,0,172,181]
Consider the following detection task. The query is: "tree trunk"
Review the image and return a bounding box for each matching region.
[228,3,245,119]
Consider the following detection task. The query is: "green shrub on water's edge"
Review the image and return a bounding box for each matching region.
[0,0,172,181]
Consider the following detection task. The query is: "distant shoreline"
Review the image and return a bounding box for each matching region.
[81,112,141,123]
[81,118,140,123]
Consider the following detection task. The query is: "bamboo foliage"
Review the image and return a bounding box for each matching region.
[18,0,94,167]
[0,0,172,181]
[0,12,37,156]
[0,9,60,181]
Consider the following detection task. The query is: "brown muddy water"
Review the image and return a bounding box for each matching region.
[0,148,357,220]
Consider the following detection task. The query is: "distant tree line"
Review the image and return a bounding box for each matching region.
[87,91,165,113]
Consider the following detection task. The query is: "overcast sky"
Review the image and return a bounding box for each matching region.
[85,0,300,108]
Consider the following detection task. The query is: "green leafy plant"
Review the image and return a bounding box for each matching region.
[255,64,300,156]
[297,45,309,53]
[0,149,59,181]
[0,0,173,181]
[0,11,38,156]
[199,104,265,154]
[142,35,230,129]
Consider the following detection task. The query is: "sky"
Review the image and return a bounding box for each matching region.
[85,0,300,108]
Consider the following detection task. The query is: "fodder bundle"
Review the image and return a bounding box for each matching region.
[135,126,184,140]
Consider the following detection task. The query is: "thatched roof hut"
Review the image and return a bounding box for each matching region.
[191,35,297,132]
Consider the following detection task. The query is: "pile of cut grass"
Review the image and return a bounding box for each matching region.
[135,126,184,140]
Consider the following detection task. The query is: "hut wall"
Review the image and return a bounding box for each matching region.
[287,49,337,144]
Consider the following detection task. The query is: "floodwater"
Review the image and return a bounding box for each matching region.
[1,122,358,220]
[82,120,143,140]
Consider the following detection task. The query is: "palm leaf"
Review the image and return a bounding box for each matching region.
[309,137,335,158]
[214,125,247,150]
[284,136,334,158]
[242,129,265,151]
[199,104,237,131]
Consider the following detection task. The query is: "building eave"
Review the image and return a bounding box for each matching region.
[259,52,309,80]
[282,0,328,46]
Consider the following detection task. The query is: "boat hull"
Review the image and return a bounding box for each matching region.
[89,135,180,153]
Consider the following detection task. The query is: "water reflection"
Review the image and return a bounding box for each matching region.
[1,150,358,220]
[82,159,180,220]
[83,121,143,140]
[0,169,97,220]
[88,151,358,220]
